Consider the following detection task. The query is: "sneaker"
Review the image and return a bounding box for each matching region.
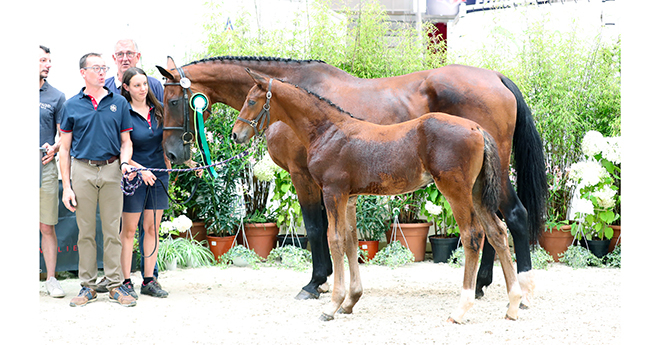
[122,281,138,300]
[95,277,110,293]
[45,277,65,298]
[141,280,169,298]
[109,285,137,307]
[69,287,97,307]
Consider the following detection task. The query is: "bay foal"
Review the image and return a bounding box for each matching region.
[232,69,522,323]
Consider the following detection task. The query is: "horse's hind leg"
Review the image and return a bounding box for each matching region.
[479,211,523,320]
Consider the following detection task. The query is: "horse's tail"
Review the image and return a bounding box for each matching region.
[479,129,502,215]
[500,75,548,244]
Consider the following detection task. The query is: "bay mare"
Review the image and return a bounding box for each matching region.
[156,56,546,306]
[232,69,522,323]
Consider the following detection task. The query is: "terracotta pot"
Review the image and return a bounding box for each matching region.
[538,225,574,262]
[386,222,431,262]
[608,225,621,253]
[358,240,380,263]
[174,221,208,243]
[237,223,280,259]
[207,235,236,261]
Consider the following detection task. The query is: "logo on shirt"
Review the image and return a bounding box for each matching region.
[110,104,117,112]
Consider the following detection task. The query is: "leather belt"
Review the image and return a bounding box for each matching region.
[76,156,119,166]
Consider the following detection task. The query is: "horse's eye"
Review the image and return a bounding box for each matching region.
[170,100,179,106]
[248,100,256,106]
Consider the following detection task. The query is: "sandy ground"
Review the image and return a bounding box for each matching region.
[38,260,620,345]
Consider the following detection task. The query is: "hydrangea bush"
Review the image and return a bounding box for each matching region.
[569,131,620,240]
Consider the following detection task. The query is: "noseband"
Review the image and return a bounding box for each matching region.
[163,66,196,146]
[237,78,273,137]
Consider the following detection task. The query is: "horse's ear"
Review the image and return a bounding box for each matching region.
[157,65,175,81]
[245,68,268,88]
[166,56,177,70]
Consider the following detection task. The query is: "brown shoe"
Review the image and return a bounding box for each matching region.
[109,285,137,307]
[69,287,97,307]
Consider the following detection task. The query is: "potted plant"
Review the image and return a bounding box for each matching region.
[266,245,312,271]
[218,244,263,269]
[271,168,307,249]
[355,195,388,262]
[236,153,280,259]
[568,131,620,258]
[422,185,460,263]
[385,189,432,262]
[371,241,414,269]
[539,164,575,262]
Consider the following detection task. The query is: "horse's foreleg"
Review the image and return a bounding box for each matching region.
[291,173,332,300]
[475,240,495,299]
[338,209,363,314]
[320,194,350,321]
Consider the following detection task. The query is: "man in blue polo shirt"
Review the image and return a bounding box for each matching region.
[60,52,137,308]
[105,39,163,101]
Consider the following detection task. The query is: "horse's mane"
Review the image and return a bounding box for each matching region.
[279,79,357,120]
[183,55,327,67]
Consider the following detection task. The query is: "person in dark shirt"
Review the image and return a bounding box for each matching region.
[39,45,66,298]
[119,67,170,299]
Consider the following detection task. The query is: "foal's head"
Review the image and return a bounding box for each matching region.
[232,69,275,144]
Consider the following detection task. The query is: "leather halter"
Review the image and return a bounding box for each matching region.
[237,78,273,137]
[163,66,196,146]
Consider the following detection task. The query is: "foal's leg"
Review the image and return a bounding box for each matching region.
[448,215,484,324]
[479,212,523,320]
[338,199,363,314]
[320,193,362,321]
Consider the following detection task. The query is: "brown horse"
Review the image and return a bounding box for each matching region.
[232,69,522,323]
[156,56,546,306]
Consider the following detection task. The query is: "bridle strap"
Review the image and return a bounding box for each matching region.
[237,78,273,137]
[163,67,195,145]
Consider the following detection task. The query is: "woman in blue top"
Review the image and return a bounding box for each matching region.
[119,67,170,299]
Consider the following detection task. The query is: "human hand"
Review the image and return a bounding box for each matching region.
[41,143,56,165]
[141,170,158,186]
[121,163,138,181]
[62,187,77,212]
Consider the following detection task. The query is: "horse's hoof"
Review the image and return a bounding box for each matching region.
[295,289,319,300]
[446,317,462,325]
[505,314,518,321]
[475,287,485,300]
[319,313,334,321]
[519,301,529,310]
[337,306,353,315]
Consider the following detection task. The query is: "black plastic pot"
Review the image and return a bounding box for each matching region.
[277,234,308,249]
[429,235,460,263]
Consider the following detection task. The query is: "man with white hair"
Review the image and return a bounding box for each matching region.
[105,39,163,101]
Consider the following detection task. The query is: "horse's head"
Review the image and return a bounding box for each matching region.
[232,68,274,145]
[157,57,208,164]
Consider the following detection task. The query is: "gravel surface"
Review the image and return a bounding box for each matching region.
[39,261,620,344]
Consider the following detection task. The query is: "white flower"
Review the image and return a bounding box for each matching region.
[569,160,607,187]
[602,136,621,164]
[572,197,595,217]
[173,215,193,232]
[253,155,279,182]
[424,200,443,216]
[581,130,607,158]
[160,220,176,236]
[592,185,616,209]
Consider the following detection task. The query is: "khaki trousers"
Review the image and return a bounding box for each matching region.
[71,159,124,290]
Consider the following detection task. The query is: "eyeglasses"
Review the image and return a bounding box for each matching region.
[115,51,136,59]
[83,65,110,73]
